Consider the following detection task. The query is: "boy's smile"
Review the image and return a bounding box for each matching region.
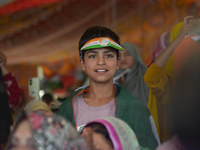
[81,47,119,83]
[96,69,107,73]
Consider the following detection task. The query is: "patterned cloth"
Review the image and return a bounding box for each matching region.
[86,116,140,150]
[29,112,88,150]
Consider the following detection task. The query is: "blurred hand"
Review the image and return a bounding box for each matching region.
[0,51,7,67]
[177,22,194,39]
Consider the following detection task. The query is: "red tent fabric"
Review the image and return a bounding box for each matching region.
[0,0,63,16]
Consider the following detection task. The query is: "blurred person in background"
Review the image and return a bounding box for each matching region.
[144,20,194,142]
[147,31,171,139]
[41,92,53,106]
[114,42,149,106]
[0,51,22,108]
[42,92,62,113]
[0,51,22,149]
[5,111,89,150]
[157,52,200,150]
[81,116,141,150]
[24,100,52,115]
[5,111,35,150]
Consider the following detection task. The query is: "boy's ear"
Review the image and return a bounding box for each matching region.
[116,57,120,69]
[80,58,86,71]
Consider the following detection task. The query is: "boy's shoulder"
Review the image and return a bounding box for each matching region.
[63,86,88,103]
[61,84,147,110]
[115,84,149,111]
[115,84,141,102]
[58,86,88,118]
[74,85,88,92]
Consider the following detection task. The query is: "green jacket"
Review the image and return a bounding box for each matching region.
[58,84,158,149]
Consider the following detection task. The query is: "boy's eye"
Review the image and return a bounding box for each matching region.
[88,55,96,58]
[106,54,114,58]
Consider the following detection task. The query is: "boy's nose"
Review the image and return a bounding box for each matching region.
[97,56,105,65]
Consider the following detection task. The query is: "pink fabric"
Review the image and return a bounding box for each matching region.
[152,32,170,60]
[94,119,123,150]
[156,135,186,150]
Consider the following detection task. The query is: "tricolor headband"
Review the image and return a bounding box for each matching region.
[80,37,124,51]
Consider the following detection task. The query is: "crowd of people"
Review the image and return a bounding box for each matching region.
[1,15,200,150]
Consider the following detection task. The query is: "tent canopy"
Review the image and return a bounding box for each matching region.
[0,0,198,65]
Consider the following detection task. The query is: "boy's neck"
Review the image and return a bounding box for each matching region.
[82,81,114,107]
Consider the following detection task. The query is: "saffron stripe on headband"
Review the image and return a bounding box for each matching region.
[81,37,124,51]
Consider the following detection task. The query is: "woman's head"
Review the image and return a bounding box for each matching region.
[82,117,140,150]
[6,111,35,150]
[10,120,34,150]
[119,43,145,70]
[82,122,114,150]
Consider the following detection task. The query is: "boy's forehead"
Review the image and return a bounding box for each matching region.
[85,47,116,53]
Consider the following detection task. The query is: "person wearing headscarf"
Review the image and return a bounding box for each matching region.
[5,111,89,150]
[81,116,141,150]
[147,31,171,138]
[24,100,52,114]
[114,42,149,106]
[144,21,193,143]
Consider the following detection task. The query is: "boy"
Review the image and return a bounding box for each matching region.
[58,26,158,149]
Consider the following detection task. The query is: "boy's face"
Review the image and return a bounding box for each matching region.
[80,47,120,84]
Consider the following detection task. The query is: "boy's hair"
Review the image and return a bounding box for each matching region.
[78,26,120,61]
